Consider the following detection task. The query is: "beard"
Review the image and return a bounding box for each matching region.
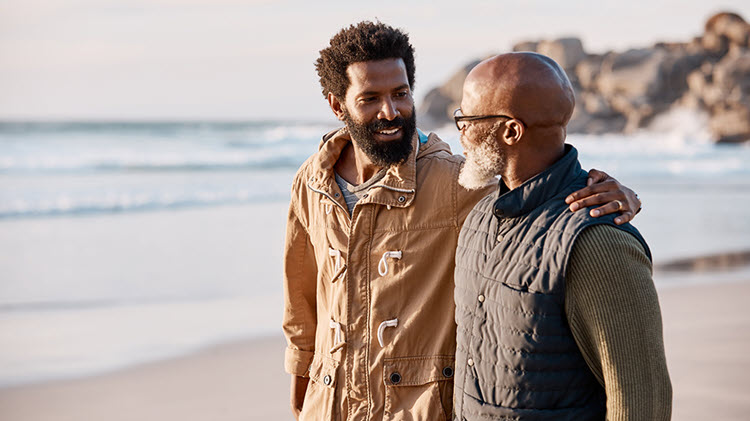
[458,126,506,190]
[343,107,416,167]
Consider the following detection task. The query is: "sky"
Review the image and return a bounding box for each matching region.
[1,0,749,122]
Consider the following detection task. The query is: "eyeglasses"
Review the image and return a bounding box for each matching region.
[453,108,518,131]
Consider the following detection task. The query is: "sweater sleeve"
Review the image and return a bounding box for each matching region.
[565,224,672,421]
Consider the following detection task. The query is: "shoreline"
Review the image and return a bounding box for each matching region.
[1,280,749,420]
[654,249,750,272]
[0,332,284,390]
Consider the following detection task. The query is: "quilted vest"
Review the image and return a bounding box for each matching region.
[453,145,650,420]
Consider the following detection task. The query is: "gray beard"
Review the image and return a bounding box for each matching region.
[458,139,506,190]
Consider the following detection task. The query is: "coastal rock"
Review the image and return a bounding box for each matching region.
[705,12,750,48]
[701,31,731,56]
[512,41,538,53]
[568,105,627,134]
[593,47,703,131]
[579,92,616,117]
[710,106,750,143]
[575,55,604,91]
[597,49,666,99]
[668,51,711,94]
[536,38,586,70]
[706,49,750,142]
[417,60,480,128]
[712,49,750,98]
[419,89,456,129]
[686,67,710,106]
[418,11,750,142]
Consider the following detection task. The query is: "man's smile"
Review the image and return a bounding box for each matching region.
[373,127,402,140]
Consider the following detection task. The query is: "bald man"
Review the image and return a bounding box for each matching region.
[452,53,672,420]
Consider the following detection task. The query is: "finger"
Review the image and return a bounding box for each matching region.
[622,187,641,215]
[565,181,614,204]
[587,168,610,186]
[614,211,634,225]
[566,181,623,209]
[589,200,624,218]
[568,192,622,212]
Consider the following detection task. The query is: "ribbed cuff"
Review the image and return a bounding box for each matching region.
[285,347,315,376]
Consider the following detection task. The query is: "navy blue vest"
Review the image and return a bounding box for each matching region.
[453,145,650,420]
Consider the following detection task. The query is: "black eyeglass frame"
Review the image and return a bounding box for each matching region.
[453,108,522,131]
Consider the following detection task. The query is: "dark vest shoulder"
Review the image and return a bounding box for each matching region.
[453,145,649,420]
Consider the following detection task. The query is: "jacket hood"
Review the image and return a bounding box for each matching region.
[309,126,454,210]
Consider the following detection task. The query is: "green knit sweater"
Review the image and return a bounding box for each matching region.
[566,224,673,420]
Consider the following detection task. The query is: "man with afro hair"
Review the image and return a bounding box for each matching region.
[282,21,642,421]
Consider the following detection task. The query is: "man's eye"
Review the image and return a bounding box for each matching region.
[395,91,409,98]
[360,97,376,103]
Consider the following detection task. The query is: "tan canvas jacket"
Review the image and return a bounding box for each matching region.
[283,128,492,421]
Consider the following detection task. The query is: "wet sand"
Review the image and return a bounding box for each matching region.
[1,282,749,420]
[660,281,750,420]
[0,336,290,421]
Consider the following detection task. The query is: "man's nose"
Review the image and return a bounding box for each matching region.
[377,98,400,121]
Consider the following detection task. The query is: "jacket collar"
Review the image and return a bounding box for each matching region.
[493,144,581,219]
[308,127,421,209]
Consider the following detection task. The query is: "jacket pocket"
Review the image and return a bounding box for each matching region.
[299,354,340,421]
[382,356,455,421]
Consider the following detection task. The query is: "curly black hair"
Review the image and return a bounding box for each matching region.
[315,21,416,99]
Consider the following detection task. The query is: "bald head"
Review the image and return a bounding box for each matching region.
[463,52,575,130]
[458,52,576,190]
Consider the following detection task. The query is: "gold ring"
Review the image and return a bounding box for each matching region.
[614,200,623,211]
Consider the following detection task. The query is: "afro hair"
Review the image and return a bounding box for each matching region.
[315,21,416,99]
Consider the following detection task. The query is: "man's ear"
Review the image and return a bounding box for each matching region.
[328,93,346,122]
[500,120,524,145]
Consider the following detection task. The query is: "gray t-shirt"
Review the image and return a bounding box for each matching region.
[334,170,386,215]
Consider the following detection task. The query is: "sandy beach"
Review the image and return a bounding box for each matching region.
[0,335,289,421]
[660,281,750,420]
[0,280,748,420]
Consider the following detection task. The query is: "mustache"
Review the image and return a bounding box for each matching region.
[367,117,405,132]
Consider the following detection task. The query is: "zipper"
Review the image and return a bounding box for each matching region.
[307,182,351,221]
[369,184,415,194]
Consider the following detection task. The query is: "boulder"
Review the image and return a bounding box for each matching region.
[417,11,750,141]
[417,60,480,129]
[597,49,666,99]
[568,106,627,134]
[710,105,750,143]
[592,47,705,130]
[575,55,604,91]
[686,69,709,101]
[419,89,456,129]
[705,12,750,48]
[579,92,617,117]
[536,38,586,70]
[712,49,750,98]
[701,31,731,56]
[702,49,750,142]
[512,41,538,52]
[657,49,709,103]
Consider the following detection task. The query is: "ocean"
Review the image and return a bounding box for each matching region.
[1,112,749,387]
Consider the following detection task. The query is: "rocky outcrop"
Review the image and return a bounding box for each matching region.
[418,59,481,129]
[686,47,750,142]
[418,11,750,143]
